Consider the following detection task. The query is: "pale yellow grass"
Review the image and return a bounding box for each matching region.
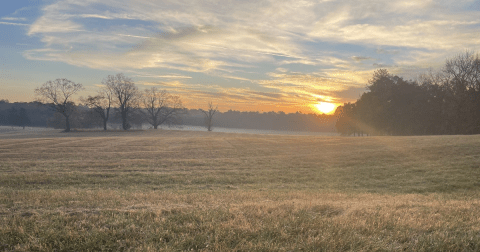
[1,129,480,251]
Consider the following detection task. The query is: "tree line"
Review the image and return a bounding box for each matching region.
[33,73,188,132]
[0,99,337,133]
[0,100,54,128]
[335,52,480,136]
[26,72,338,132]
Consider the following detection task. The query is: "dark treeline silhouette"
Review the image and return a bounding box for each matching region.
[0,100,54,128]
[335,52,480,136]
[0,100,106,129]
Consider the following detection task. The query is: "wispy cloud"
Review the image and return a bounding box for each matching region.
[1,17,27,21]
[28,16,84,34]
[352,56,373,62]
[133,74,192,79]
[222,75,253,82]
[0,21,29,26]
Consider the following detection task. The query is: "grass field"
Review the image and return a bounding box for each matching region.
[1,129,480,251]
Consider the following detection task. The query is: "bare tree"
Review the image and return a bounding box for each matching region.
[201,102,218,131]
[143,87,185,129]
[82,84,113,130]
[35,78,84,132]
[104,73,139,130]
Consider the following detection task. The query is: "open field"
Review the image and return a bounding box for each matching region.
[1,129,480,251]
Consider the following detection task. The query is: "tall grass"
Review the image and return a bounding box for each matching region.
[1,130,480,251]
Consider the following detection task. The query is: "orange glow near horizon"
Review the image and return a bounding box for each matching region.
[313,102,336,114]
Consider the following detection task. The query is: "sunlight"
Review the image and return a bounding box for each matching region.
[314,102,336,114]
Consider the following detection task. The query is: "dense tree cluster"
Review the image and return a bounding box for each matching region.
[335,52,480,136]
[0,102,54,128]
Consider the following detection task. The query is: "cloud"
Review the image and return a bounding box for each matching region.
[376,48,399,55]
[28,0,480,72]
[1,17,27,21]
[309,5,480,50]
[352,56,373,62]
[28,16,84,34]
[257,71,362,105]
[0,21,29,26]
[19,0,480,112]
[133,74,192,79]
[222,75,253,82]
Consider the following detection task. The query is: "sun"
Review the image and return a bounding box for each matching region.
[314,102,336,114]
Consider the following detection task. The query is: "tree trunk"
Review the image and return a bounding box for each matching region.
[105,108,110,131]
[65,115,71,132]
[154,124,158,129]
[122,110,128,130]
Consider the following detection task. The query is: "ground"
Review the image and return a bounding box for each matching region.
[1,127,480,251]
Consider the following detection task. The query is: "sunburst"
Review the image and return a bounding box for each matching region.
[314,102,336,114]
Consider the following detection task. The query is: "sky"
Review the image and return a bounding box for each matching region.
[1,0,480,113]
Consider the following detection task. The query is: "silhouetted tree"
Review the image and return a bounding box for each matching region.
[83,84,114,130]
[334,103,360,136]
[442,51,480,134]
[142,87,185,129]
[104,73,139,130]
[201,102,218,131]
[334,51,480,136]
[34,78,83,132]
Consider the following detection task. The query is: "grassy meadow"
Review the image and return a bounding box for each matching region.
[1,129,480,251]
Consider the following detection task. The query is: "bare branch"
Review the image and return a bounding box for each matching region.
[103,73,139,130]
[201,102,218,131]
[34,78,84,132]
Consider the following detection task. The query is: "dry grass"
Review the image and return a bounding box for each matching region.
[1,129,480,251]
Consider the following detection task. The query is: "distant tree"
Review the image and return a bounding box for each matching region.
[83,85,114,130]
[442,51,480,134]
[334,103,359,136]
[201,102,218,131]
[142,87,167,129]
[18,108,30,129]
[104,73,139,130]
[34,78,84,132]
[0,99,8,104]
[142,87,185,129]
